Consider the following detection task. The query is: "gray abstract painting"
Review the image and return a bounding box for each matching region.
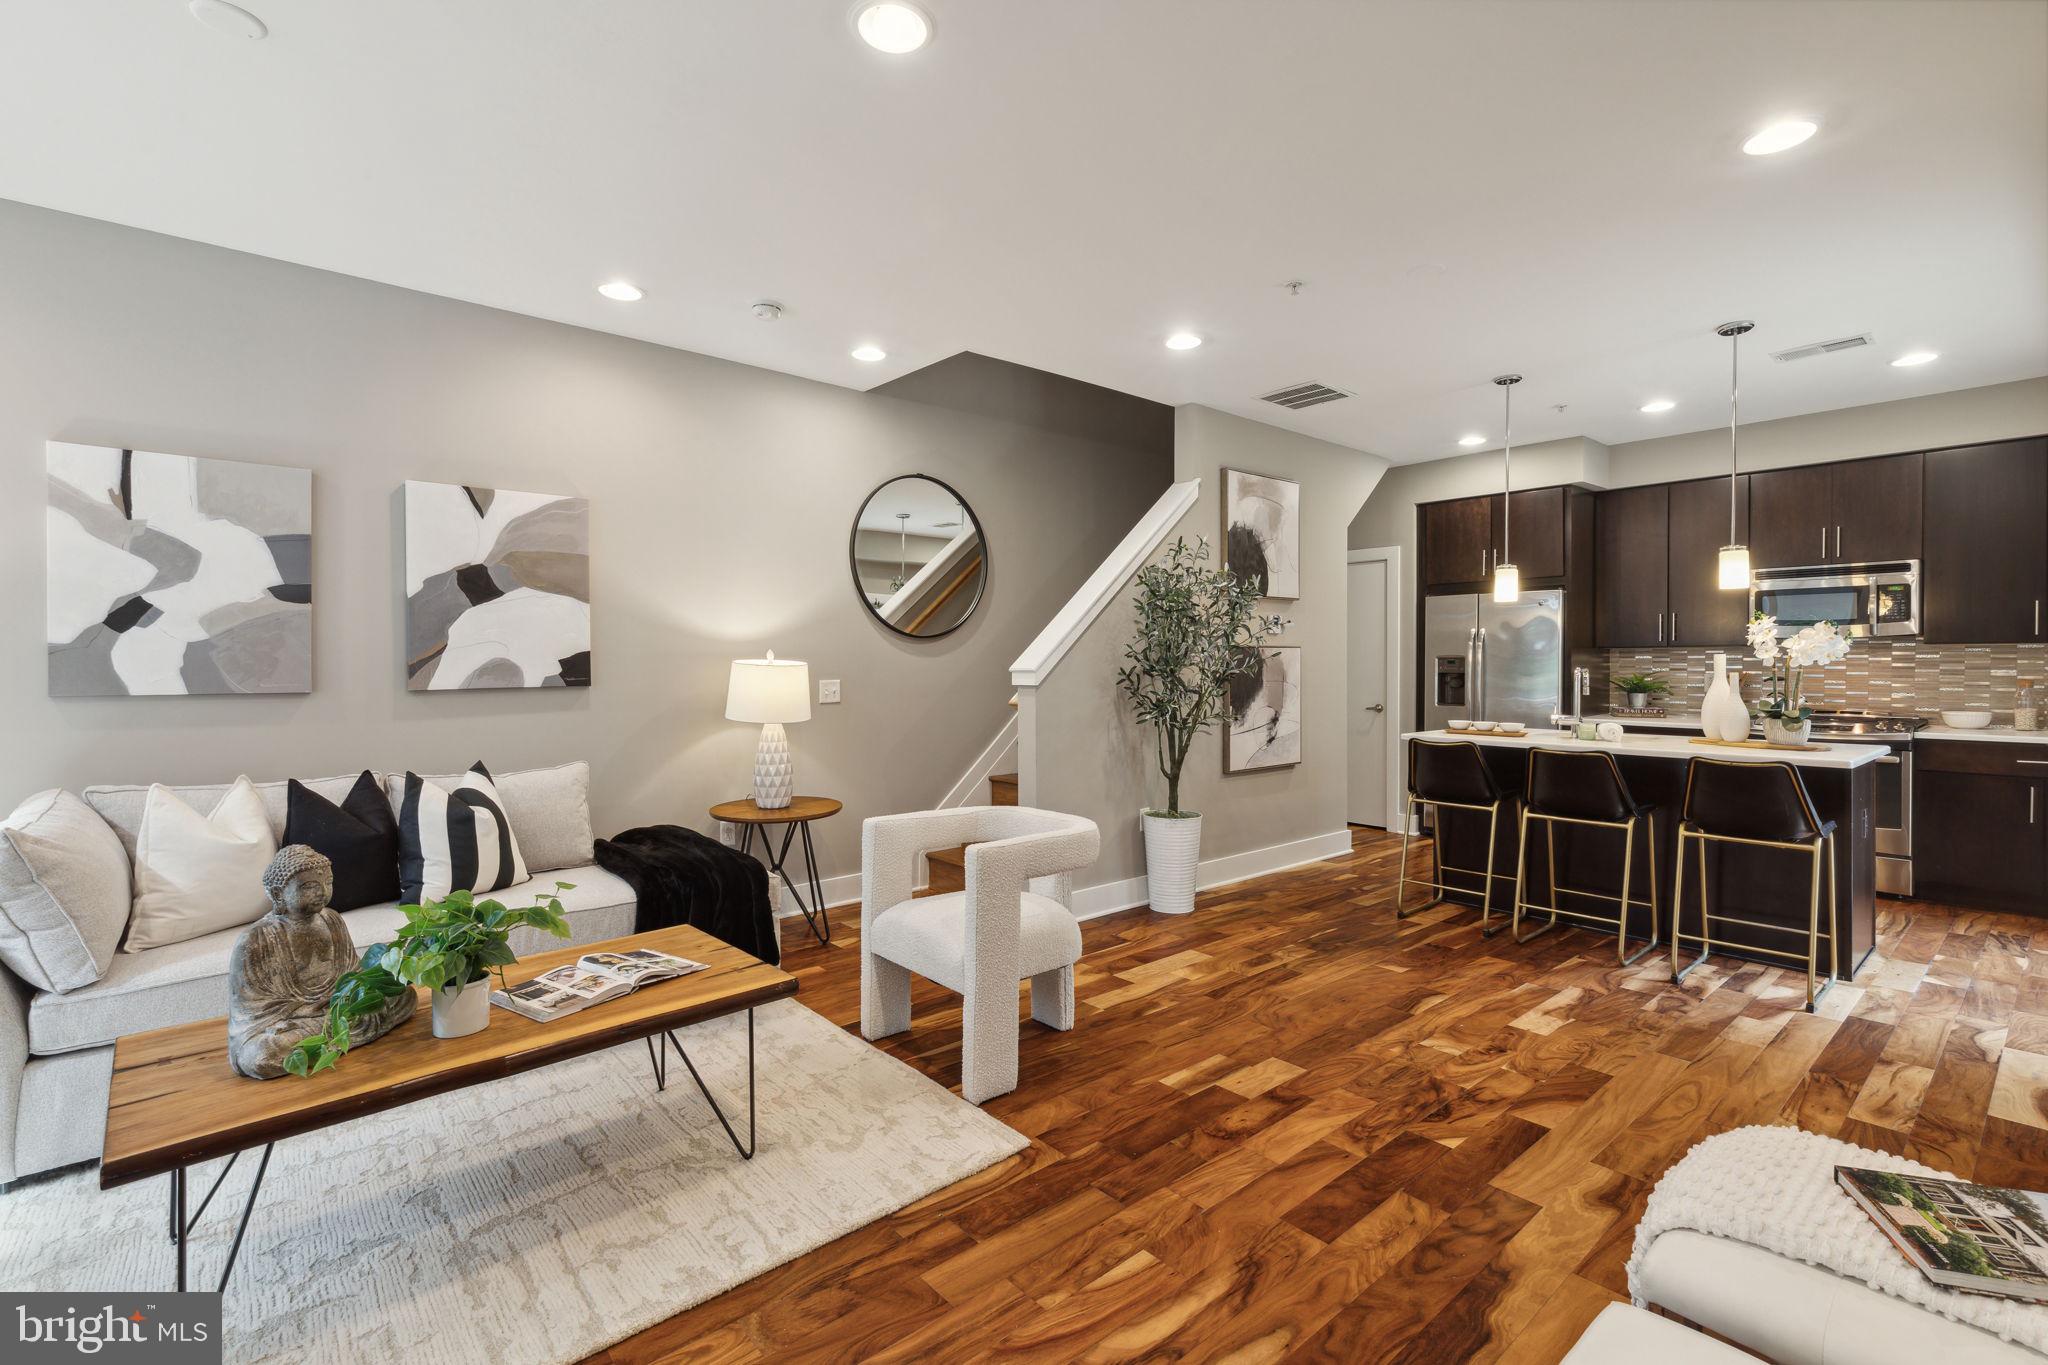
[1223,468,1300,601]
[47,442,311,696]
[404,480,590,690]
[1224,645,1301,773]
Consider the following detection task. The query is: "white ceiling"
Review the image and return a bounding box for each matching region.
[2,1,2044,463]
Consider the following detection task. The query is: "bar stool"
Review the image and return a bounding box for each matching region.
[1397,738,1516,934]
[1510,748,1661,964]
[1671,757,1839,1011]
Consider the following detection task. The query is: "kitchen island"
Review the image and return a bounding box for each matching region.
[1402,728,1883,978]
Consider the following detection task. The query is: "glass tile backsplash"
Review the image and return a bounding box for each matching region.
[1598,641,2048,722]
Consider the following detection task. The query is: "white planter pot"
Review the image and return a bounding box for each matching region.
[1763,717,1812,746]
[431,979,491,1039]
[1141,810,1202,916]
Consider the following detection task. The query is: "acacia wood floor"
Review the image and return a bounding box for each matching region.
[588,828,2048,1365]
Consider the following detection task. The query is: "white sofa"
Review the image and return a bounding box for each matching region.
[0,762,635,1186]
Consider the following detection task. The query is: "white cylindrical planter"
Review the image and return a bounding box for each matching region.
[431,980,491,1039]
[1142,811,1202,916]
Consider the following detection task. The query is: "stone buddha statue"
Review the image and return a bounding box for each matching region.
[227,844,416,1079]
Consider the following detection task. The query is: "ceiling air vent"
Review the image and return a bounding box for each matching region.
[1771,332,1873,363]
[1258,381,1353,410]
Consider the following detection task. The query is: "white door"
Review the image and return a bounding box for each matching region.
[1348,557,1390,827]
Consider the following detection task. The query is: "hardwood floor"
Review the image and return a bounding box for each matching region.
[588,828,2047,1364]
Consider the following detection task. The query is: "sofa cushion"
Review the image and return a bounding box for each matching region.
[284,772,401,910]
[85,772,379,862]
[868,891,1082,993]
[397,763,528,905]
[1560,1304,1753,1363]
[386,762,593,875]
[0,790,131,993]
[28,865,637,1055]
[123,778,278,953]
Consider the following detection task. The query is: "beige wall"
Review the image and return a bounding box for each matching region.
[0,199,1171,884]
[1348,378,2048,730]
[1031,405,1387,889]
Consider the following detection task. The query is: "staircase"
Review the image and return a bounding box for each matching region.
[921,772,1018,896]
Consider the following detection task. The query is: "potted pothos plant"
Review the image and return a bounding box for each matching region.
[285,884,572,1075]
[1610,672,1670,711]
[1115,535,1280,915]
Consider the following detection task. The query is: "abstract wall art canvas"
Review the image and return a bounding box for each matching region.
[47,442,311,696]
[404,481,590,690]
[1224,644,1301,773]
[1223,468,1300,600]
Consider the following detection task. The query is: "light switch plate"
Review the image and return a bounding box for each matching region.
[819,679,841,704]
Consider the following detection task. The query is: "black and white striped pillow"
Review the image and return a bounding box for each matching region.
[397,763,528,905]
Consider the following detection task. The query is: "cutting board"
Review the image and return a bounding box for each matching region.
[1687,736,1828,753]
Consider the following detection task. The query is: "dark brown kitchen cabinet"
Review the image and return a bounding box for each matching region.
[1915,764,2046,916]
[1666,474,1751,646]
[1594,483,1669,646]
[1923,438,2048,644]
[1497,486,1566,581]
[1748,453,1923,568]
[1421,496,1494,590]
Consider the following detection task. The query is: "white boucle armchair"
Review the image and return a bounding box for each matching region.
[860,806,1100,1104]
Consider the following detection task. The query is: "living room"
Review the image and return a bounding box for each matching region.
[3,3,2047,1363]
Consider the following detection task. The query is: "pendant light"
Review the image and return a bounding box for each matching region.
[889,511,911,591]
[1491,373,1522,603]
[1715,321,1755,591]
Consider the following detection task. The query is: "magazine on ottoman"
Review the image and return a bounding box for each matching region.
[491,948,710,1023]
[1837,1165,2048,1303]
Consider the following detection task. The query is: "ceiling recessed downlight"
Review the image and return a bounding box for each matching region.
[1640,398,1676,414]
[1742,119,1818,156]
[1891,350,1939,367]
[853,2,933,54]
[1458,434,1487,448]
[597,280,644,302]
[189,0,267,39]
[1164,332,1203,351]
[851,344,887,363]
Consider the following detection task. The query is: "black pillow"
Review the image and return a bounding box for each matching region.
[283,772,402,911]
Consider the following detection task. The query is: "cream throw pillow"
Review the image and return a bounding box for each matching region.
[123,777,278,952]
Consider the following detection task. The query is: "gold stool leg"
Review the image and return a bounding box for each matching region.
[1545,821,1560,930]
[1513,813,1559,945]
[1510,804,1531,944]
[1803,837,1826,1012]
[1479,801,1501,937]
[1671,828,1711,984]
[1395,794,1418,918]
[1614,815,1657,966]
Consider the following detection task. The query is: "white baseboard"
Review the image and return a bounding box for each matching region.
[1067,828,1354,920]
[772,870,865,919]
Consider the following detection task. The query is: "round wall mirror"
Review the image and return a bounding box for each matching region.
[849,474,987,638]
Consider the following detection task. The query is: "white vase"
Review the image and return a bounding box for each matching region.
[1141,810,1202,916]
[1717,668,1751,741]
[1701,654,1748,741]
[431,979,491,1039]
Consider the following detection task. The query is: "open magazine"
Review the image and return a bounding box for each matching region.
[1837,1166,2048,1303]
[491,948,710,1023]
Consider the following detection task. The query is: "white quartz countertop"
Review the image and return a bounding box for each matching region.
[1918,725,2048,745]
[1404,728,1886,769]
[1584,712,1705,730]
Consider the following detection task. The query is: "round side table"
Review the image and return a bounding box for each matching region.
[710,796,842,947]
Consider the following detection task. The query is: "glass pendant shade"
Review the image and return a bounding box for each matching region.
[1718,544,1752,591]
[1493,561,1521,603]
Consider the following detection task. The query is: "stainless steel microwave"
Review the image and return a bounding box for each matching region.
[1751,560,1920,638]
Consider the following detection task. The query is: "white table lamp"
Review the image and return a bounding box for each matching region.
[726,651,811,809]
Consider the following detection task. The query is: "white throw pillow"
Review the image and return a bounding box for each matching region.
[124,777,279,952]
[0,789,133,992]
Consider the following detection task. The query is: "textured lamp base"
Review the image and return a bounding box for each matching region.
[753,722,793,809]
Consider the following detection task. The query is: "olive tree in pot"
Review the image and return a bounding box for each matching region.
[1115,536,1280,915]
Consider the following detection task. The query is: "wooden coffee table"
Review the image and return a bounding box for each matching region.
[100,924,797,1292]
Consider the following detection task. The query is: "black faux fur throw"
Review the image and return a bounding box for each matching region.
[593,825,779,966]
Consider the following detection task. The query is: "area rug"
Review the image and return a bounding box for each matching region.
[0,1000,1026,1364]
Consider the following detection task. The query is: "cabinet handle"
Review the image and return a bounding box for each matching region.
[2019,760,2048,766]
[1820,526,1827,559]
[1656,612,1664,643]
[1834,525,1842,559]
[2032,787,2038,825]
[2036,599,2042,637]
[1671,612,1678,641]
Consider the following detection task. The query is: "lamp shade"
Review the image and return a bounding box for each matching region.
[725,652,811,724]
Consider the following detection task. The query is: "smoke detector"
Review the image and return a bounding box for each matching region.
[751,301,783,321]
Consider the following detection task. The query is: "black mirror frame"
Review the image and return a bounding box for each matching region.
[847,472,988,641]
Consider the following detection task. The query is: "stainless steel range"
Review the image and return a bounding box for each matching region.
[1806,709,1925,896]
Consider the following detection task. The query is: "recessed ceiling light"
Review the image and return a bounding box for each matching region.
[1164,332,1203,351]
[851,344,887,362]
[189,0,267,39]
[1640,398,1677,414]
[1891,350,1939,367]
[1742,119,1818,156]
[1458,434,1487,448]
[853,2,933,54]
[597,280,644,303]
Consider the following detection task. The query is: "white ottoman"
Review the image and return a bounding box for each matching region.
[1562,1303,1756,1362]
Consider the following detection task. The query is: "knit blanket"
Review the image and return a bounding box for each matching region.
[594,824,779,966]
[1627,1125,2048,1353]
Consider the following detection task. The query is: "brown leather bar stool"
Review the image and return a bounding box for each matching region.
[1671,757,1840,1011]
[1510,748,1661,964]
[1397,738,1515,934]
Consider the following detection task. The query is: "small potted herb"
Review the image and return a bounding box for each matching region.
[1611,673,1670,711]
[285,884,572,1075]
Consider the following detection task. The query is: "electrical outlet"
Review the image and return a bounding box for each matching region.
[818,679,841,704]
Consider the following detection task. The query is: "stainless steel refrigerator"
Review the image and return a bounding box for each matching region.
[1422,590,1566,730]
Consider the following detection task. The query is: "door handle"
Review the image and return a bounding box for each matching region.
[1364,702,1386,713]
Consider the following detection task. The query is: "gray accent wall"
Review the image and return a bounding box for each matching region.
[1029,406,1387,888]
[0,198,1171,882]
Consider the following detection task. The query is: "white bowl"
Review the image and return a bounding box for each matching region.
[1496,722,1526,734]
[1469,721,1497,732]
[1939,710,1993,729]
[1446,719,1471,730]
